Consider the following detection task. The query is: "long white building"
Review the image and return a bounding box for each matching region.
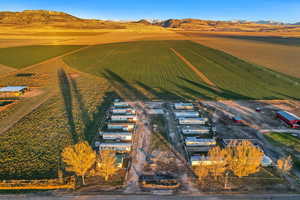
[111,108,136,114]
[99,143,132,152]
[111,115,137,122]
[99,131,133,141]
[174,103,194,110]
[185,137,216,147]
[181,126,210,135]
[178,118,208,125]
[107,123,135,131]
[174,111,199,118]
[113,102,130,108]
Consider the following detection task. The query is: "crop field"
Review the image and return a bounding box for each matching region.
[0,54,111,179]
[64,40,300,100]
[0,45,83,69]
[179,31,300,78]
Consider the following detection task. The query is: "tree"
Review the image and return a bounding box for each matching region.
[207,146,227,179]
[62,141,96,185]
[194,162,210,186]
[277,156,293,174]
[95,150,118,181]
[226,140,263,177]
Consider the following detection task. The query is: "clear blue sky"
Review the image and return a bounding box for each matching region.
[1,0,300,23]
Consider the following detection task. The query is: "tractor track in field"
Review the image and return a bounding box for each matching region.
[0,45,92,79]
[0,45,93,135]
[170,48,220,91]
[0,91,53,135]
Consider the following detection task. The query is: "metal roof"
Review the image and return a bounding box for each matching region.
[277,110,300,121]
[0,86,27,92]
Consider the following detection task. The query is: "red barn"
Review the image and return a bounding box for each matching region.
[276,110,300,128]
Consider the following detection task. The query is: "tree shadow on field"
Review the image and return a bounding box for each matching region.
[102,69,149,101]
[69,78,91,134]
[83,91,119,144]
[178,76,254,100]
[168,80,213,100]
[57,68,78,143]
[135,81,184,100]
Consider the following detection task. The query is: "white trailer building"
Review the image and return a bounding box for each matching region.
[181,126,210,135]
[178,118,208,125]
[190,155,222,166]
[113,102,130,108]
[111,115,137,122]
[99,143,132,152]
[107,123,135,131]
[100,132,133,141]
[174,111,199,118]
[111,108,136,114]
[174,103,194,110]
[185,137,216,147]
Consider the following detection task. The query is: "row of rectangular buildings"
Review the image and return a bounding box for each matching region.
[97,101,138,152]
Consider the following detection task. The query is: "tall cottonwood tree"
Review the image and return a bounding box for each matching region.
[226,140,263,177]
[95,150,118,181]
[207,146,227,179]
[62,141,96,185]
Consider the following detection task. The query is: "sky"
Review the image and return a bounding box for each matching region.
[1,0,300,23]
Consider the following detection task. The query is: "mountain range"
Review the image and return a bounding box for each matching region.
[0,10,299,31]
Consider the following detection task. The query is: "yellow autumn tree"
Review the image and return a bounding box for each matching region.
[226,140,263,177]
[62,141,96,185]
[277,156,293,174]
[95,150,118,181]
[194,162,210,186]
[207,146,227,179]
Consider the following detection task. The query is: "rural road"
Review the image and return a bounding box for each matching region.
[1,194,300,200]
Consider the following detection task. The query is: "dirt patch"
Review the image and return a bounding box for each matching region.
[170,48,220,91]
[69,73,80,79]
[22,88,44,98]
[0,100,17,112]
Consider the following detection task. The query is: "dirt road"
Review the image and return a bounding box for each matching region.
[124,102,152,193]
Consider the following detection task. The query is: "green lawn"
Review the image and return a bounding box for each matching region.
[265,132,300,170]
[266,132,300,152]
[63,40,300,100]
[0,45,84,69]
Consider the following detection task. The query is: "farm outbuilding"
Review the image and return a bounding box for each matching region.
[232,116,243,123]
[276,110,300,128]
[178,118,208,125]
[0,86,28,97]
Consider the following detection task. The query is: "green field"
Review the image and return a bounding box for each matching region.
[0,45,84,69]
[64,40,300,100]
[265,132,300,170]
[266,132,300,152]
[0,64,111,179]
